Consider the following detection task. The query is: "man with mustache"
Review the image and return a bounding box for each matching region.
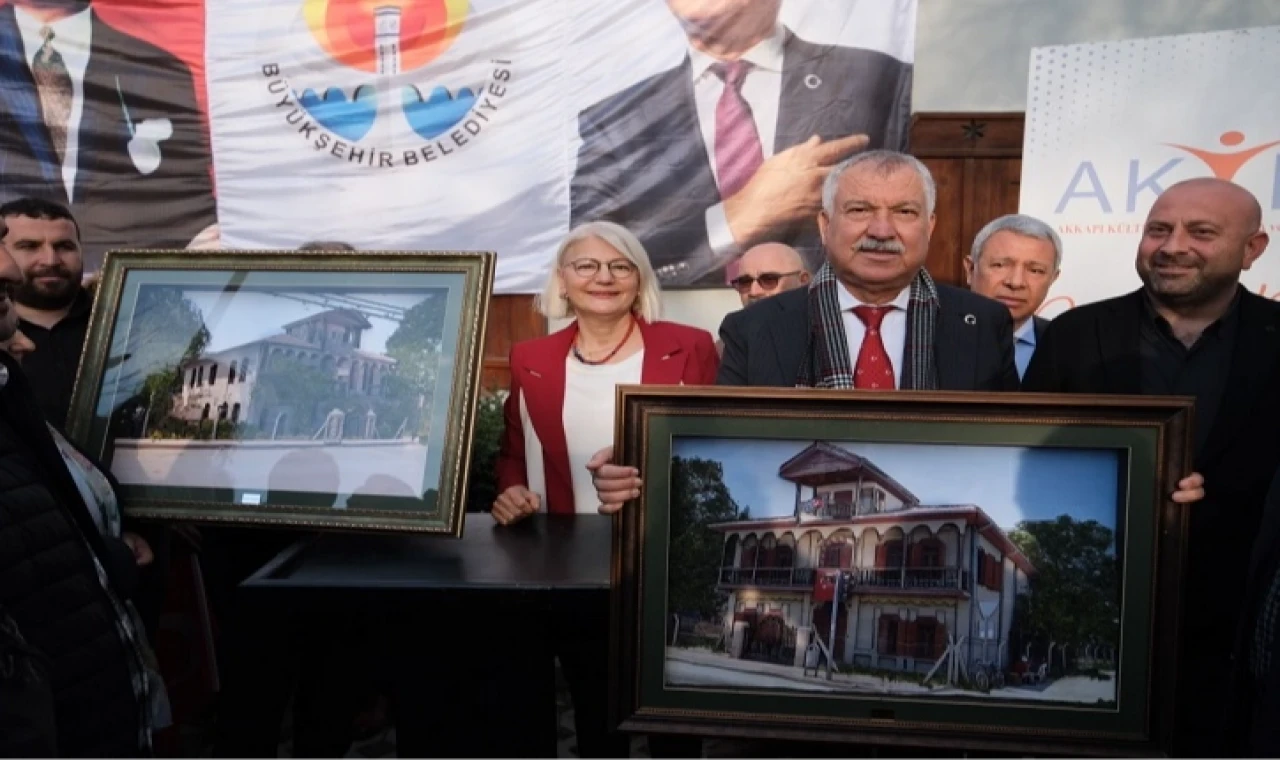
[1023,177,1278,757]
[2,196,86,430]
[964,214,1061,379]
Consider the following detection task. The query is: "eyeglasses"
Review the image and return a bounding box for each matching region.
[563,258,638,279]
[729,271,801,294]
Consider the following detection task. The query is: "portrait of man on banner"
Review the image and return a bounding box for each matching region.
[0,0,216,270]
[570,0,915,288]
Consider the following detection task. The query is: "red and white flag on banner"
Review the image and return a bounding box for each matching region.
[813,570,838,603]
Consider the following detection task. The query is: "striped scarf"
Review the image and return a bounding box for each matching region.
[795,263,940,390]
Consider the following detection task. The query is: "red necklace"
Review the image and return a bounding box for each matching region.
[572,317,636,365]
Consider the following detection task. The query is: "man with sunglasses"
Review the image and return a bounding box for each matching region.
[729,242,811,306]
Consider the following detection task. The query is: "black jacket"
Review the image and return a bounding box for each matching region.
[1022,287,1280,756]
[717,283,1020,391]
[0,353,142,757]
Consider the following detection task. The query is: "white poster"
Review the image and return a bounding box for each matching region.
[206,0,916,293]
[1019,26,1280,317]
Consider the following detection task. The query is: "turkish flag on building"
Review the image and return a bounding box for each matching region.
[813,570,837,603]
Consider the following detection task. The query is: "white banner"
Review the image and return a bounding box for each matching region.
[1019,26,1280,317]
[206,0,916,293]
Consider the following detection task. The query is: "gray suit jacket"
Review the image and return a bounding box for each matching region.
[571,30,912,288]
[717,284,1020,391]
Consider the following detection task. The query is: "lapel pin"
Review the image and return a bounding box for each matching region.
[964,314,977,325]
[804,74,821,90]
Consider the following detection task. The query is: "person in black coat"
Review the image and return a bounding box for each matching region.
[0,226,152,756]
[1023,176,1270,756]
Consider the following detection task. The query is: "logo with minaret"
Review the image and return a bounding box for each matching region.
[260,0,513,168]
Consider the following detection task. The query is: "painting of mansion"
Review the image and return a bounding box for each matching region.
[711,442,1034,679]
[172,308,396,436]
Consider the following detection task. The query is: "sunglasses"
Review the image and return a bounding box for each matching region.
[729,270,801,294]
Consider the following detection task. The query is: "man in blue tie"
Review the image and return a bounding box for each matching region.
[963,214,1061,379]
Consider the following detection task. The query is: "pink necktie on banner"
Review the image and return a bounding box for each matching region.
[712,60,763,283]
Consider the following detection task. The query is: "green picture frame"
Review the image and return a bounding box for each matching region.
[611,386,1193,756]
[66,249,494,537]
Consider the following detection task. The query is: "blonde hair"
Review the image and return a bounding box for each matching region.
[536,221,662,322]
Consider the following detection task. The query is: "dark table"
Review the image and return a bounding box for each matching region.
[242,512,613,591]
[226,513,618,758]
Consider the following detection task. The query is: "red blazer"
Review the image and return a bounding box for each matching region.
[496,318,719,514]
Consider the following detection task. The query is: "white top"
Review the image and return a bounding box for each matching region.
[687,24,786,260]
[15,5,93,201]
[563,350,643,512]
[837,284,911,388]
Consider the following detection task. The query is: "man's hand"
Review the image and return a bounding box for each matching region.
[122,531,154,567]
[1172,472,1204,503]
[492,486,541,526]
[723,132,871,248]
[186,223,221,251]
[586,446,642,515]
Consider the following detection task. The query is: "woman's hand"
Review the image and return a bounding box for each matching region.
[492,486,541,526]
[122,531,154,567]
[586,446,642,515]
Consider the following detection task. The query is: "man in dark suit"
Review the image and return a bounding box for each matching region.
[0,0,217,270]
[1023,176,1276,757]
[570,0,912,287]
[964,213,1061,379]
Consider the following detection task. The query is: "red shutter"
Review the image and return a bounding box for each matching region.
[934,620,947,658]
[741,546,756,568]
[976,551,986,588]
[900,621,917,657]
[875,543,887,568]
[909,542,922,567]
[840,542,853,568]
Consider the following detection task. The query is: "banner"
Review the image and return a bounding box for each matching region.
[0,0,915,292]
[0,0,211,271]
[1019,26,1280,317]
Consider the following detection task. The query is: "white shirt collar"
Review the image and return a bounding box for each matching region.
[836,281,913,314]
[14,5,93,80]
[688,23,787,82]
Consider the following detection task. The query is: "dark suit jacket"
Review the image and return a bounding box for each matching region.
[571,30,912,287]
[0,6,216,269]
[717,283,1020,391]
[1022,286,1280,756]
[1225,468,1280,757]
[497,319,719,513]
[1032,314,1049,342]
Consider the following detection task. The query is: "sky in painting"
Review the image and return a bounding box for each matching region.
[671,438,1121,530]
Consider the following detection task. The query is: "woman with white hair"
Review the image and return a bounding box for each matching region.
[489,221,716,758]
[493,220,718,523]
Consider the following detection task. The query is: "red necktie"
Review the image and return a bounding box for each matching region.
[712,60,763,284]
[852,306,896,390]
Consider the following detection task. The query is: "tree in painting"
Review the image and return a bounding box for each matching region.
[1007,515,1119,676]
[668,456,750,621]
[384,292,447,436]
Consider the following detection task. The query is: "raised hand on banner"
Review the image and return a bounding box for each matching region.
[723,131,870,249]
[186,223,221,251]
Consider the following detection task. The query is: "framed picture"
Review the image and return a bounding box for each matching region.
[610,387,1194,756]
[66,249,494,536]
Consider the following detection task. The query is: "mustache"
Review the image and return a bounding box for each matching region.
[27,265,74,279]
[855,238,906,254]
[1152,252,1202,268]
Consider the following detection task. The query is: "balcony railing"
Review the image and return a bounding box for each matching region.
[719,565,970,592]
[798,497,872,520]
[719,567,816,587]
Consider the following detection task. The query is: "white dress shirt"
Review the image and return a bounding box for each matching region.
[687,25,785,260]
[15,5,93,202]
[837,283,911,388]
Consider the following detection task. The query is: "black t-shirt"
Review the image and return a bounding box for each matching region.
[17,289,92,431]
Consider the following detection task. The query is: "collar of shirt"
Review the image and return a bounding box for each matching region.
[1141,285,1243,346]
[835,282,912,314]
[1014,317,1037,347]
[687,23,787,82]
[14,5,93,83]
